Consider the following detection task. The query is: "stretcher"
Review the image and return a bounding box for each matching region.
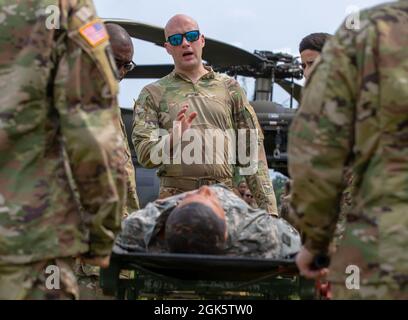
[100,249,318,300]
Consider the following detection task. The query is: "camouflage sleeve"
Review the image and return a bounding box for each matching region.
[132,88,168,168]
[114,203,163,253]
[53,0,126,257]
[228,79,278,215]
[118,114,140,216]
[288,23,359,254]
[114,210,150,252]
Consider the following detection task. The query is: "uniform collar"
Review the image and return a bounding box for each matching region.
[171,65,215,82]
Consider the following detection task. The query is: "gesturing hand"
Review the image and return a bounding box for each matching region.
[170,105,197,148]
[176,105,197,134]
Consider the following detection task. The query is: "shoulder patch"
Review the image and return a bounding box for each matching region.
[79,19,109,47]
[76,6,94,23]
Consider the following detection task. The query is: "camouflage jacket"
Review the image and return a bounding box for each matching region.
[288,1,408,283]
[64,109,139,218]
[132,67,278,214]
[114,185,300,259]
[0,0,126,265]
[118,109,140,215]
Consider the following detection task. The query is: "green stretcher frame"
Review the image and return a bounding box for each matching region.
[100,252,317,300]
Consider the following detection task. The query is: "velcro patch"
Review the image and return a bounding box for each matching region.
[79,19,109,47]
[76,6,93,23]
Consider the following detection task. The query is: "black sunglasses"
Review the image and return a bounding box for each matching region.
[115,59,136,72]
[167,30,200,46]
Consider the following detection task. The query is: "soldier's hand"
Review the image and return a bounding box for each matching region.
[170,105,197,149]
[296,247,328,279]
[176,105,197,133]
[81,255,111,268]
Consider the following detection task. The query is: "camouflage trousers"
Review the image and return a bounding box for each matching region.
[74,261,115,300]
[330,281,408,300]
[74,260,132,300]
[328,209,408,300]
[0,258,78,300]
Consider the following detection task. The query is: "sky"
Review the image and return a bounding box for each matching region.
[94,0,389,108]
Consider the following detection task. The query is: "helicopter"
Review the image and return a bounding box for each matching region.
[105,19,304,206]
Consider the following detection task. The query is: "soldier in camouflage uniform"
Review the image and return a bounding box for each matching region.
[288,1,408,299]
[106,23,140,216]
[132,14,278,215]
[115,185,300,259]
[0,0,126,299]
[294,32,348,251]
[299,32,332,80]
[300,32,349,251]
[75,23,139,300]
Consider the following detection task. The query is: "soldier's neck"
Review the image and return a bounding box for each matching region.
[175,64,208,84]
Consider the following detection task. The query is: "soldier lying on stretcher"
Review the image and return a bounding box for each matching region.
[114,185,300,259]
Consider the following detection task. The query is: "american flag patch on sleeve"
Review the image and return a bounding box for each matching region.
[79,19,109,47]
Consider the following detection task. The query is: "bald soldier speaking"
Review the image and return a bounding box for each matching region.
[132,14,278,215]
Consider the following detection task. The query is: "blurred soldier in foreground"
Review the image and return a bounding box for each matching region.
[289,1,408,299]
[0,0,126,299]
[75,23,139,300]
[132,14,278,215]
[115,185,300,259]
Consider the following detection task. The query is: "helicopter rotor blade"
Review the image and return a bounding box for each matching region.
[104,19,165,45]
[275,79,303,103]
[104,19,264,68]
[106,18,303,103]
[127,64,174,79]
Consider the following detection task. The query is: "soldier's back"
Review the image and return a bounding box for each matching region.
[0,0,83,264]
[330,1,408,298]
[0,0,124,299]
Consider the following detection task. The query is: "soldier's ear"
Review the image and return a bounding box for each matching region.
[201,34,205,48]
[164,42,172,55]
